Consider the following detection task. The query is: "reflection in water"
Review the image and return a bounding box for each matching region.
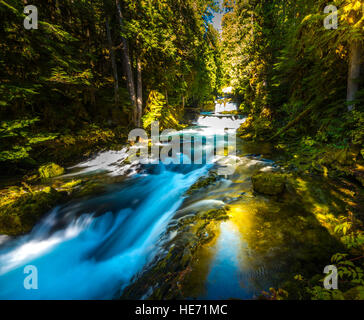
[0,99,345,300]
[179,156,343,300]
[203,221,255,299]
[0,100,244,300]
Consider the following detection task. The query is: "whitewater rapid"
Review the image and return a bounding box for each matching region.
[0,102,244,299]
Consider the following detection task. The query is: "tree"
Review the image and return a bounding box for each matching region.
[115,0,138,125]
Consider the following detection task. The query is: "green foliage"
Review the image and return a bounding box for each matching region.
[296,218,364,300]
[351,108,364,146]
[0,118,58,162]
[221,0,364,152]
[142,90,184,131]
[0,0,221,170]
[122,0,221,108]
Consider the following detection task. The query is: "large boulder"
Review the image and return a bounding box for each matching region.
[251,171,286,196]
[0,187,65,236]
[39,163,65,179]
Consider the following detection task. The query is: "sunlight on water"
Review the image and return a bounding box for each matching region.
[67,148,131,176]
[0,101,248,300]
[202,221,253,299]
[215,101,237,113]
[196,116,245,132]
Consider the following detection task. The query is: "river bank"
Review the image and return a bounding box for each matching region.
[0,103,363,300]
[121,140,364,300]
[0,123,132,237]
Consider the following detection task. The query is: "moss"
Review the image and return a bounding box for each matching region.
[60,179,82,190]
[73,180,106,198]
[238,110,273,141]
[252,171,287,196]
[200,208,229,221]
[39,163,65,179]
[185,171,219,196]
[0,188,66,236]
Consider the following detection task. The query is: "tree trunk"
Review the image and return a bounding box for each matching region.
[115,0,137,125]
[347,40,362,111]
[105,17,119,105]
[136,57,143,127]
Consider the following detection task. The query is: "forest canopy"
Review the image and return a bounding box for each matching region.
[0,0,363,178]
[0,0,221,168]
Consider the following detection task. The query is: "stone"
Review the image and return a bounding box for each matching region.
[0,188,65,236]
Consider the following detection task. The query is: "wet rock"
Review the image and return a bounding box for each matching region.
[185,171,219,196]
[59,179,83,194]
[121,206,230,299]
[251,171,286,196]
[0,187,66,236]
[39,163,65,179]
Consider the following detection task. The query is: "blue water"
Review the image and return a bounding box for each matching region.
[201,221,259,299]
[0,109,246,300]
[0,163,209,299]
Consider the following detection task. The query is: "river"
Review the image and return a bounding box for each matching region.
[0,99,342,300]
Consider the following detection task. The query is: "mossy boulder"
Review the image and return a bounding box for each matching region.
[185,172,219,196]
[39,163,65,179]
[0,187,65,236]
[252,171,286,196]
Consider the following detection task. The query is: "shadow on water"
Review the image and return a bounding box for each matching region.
[0,100,353,300]
[178,168,346,300]
[121,151,347,300]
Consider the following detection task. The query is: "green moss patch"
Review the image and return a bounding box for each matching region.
[0,188,66,236]
[39,163,65,179]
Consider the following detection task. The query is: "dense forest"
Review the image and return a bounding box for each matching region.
[0,0,363,301]
[221,0,364,176]
[0,0,220,173]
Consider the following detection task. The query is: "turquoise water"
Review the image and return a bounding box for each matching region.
[0,105,245,299]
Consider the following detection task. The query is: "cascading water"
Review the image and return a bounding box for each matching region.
[214,99,237,114]
[0,100,245,300]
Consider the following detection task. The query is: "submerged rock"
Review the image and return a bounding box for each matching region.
[0,187,65,236]
[185,171,219,196]
[251,171,286,196]
[121,207,229,299]
[39,163,65,179]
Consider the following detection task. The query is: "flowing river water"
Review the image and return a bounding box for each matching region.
[0,100,344,299]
